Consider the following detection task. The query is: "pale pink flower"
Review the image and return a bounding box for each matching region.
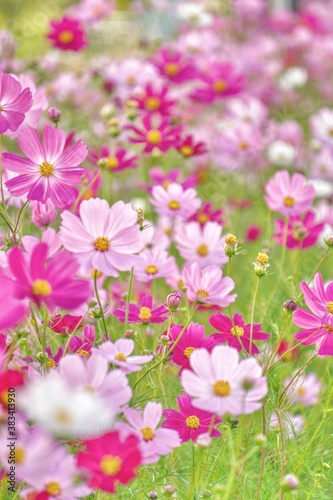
[31,198,57,228]
[0,71,32,134]
[284,373,321,407]
[93,339,154,374]
[270,412,304,440]
[60,198,143,276]
[150,183,201,219]
[181,345,268,416]
[21,227,61,258]
[134,248,176,282]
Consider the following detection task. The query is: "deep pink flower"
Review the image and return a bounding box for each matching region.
[152,48,198,83]
[0,369,25,408]
[0,276,27,330]
[245,225,262,242]
[128,114,182,153]
[94,146,138,173]
[147,167,198,193]
[47,17,88,52]
[163,393,222,443]
[69,324,96,356]
[0,71,32,134]
[209,312,270,355]
[168,323,216,371]
[113,293,169,324]
[182,262,237,307]
[188,202,224,226]
[191,62,245,103]
[50,314,83,334]
[131,83,175,116]
[273,211,324,250]
[44,346,64,369]
[176,134,207,158]
[264,170,316,217]
[7,243,91,312]
[3,126,87,207]
[77,431,141,493]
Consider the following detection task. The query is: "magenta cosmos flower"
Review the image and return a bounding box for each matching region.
[113,293,169,324]
[150,182,201,219]
[273,211,324,250]
[0,276,27,330]
[131,83,175,116]
[0,71,32,134]
[60,198,143,276]
[128,114,182,153]
[182,261,237,307]
[152,48,198,83]
[163,393,222,443]
[96,146,138,173]
[209,312,270,355]
[93,339,154,374]
[47,17,88,51]
[7,243,91,312]
[293,273,333,355]
[168,322,216,372]
[77,430,141,493]
[3,126,87,207]
[181,345,268,416]
[191,62,245,103]
[264,170,316,217]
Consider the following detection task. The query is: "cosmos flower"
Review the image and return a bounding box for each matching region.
[150,183,201,219]
[0,71,32,134]
[93,339,154,374]
[47,17,88,51]
[113,293,169,324]
[273,211,324,250]
[284,373,321,407]
[152,47,198,83]
[191,62,245,103]
[96,146,138,173]
[134,248,176,283]
[128,114,182,153]
[131,83,175,115]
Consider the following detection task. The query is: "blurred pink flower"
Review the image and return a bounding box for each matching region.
[191,62,245,103]
[128,114,182,153]
[47,17,88,51]
[274,211,324,249]
[0,71,32,134]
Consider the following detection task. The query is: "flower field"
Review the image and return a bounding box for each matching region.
[1,0,333,498]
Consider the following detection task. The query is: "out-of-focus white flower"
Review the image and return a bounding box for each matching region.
[267,140,296,167]
[177,2,212,26]
[279,67,308,91]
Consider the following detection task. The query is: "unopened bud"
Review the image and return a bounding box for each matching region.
[100,103,115,119]
[202,490,212,498]
[253,252,270,277]
[224,233,238,258]
[160,334,170,345]
[108,118,120,137]
[164,485,175,494]
[284,300,297,312]
[167,292,181,312]
[126,99,138,120]
[47,106,61,122]
[254,433,267,445]
[148,492,158,499]
[281,473,299,490]
[136,208,144,225]
[325,235,333,248]
[125,329,134,338]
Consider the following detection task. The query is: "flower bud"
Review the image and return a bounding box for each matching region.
[224,233,238,258]
[164,485,175,494]
[100,103,115,119]
[254,433,267,445]
[108,118,120,137]
[47,106,61,123]
[281,473,299,490]
[125,329,134,338]
[253,252,270,277]
[325,235,333,248]
[167,292,181,312]
[196,432,212,448]
[284,300,297,312]
[148,492,158,499]
[136,208,145,225]
[31,199,57,228]
[126,99,138,120]
[160,334,170,345]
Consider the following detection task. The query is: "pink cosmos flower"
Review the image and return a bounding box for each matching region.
[21,227,61,258]
[50,314,83,335]
[134,248,176,282]
[93,339,154,374]
[150,183,201,219]
[60,198,143,276]
[77,430,141,493]
[284,373,321,407]
[163,393,222,443]
[176,134,207,158]
[7,243,91,312]
[0,71,32,134]
[270,412,304,440]
[168,323,216,372]
[182,262,237,307]
[188,202,224,226]
[45,346,64,370]
[121,402,181,464]
[152,48,198,83]
[181,345,268,416]
[191,62,245,103]
[3,126,87,207]
[209,312,270,355]
[273,211,324,249]
[69,324,95,357]
[47,17,88,51]
[113,293,169,324]
[293,273,333,355]
[0,276,27,330]
[264,170,316,217]
[31,199,57,228]
[131,83,175,115]
[94,146,138,173]
[174,221,228,268]
[128,114,182,153]
[147,167,198,193]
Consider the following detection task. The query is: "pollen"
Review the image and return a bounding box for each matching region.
[283,196,295,207]
[324,324,333,332]
[213,380,231,397]
[141,426,155,441]
[180,145,194,156]
[146,265,158,275]
[256,252,269,265]
[184,346,196,358]
[46,359,56,369]
[225,234,237,245]
[164,62,179,76]
[94,236,110,252]
[145,97,161,111]
[213,79,227,93]
[327,302,333,313]
[45,481,62,496]
[186,415,200,429]
[40,161,54,177]
[197,289,209,299]
[231,326,244,337]
[32,279,52,296]
[139,306,152,320]
[77,349,90,357]
[127,75,136,85]
[105,156,119,170]
[84,385,95,393]
[197,243,209,256]
[58,30,74,44]
[100,455,122,476]
[115,353,127,361]
[146,129,162,144]
[168,200,181,210]
[14,447,25,464]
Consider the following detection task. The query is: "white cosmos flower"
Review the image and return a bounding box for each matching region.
[267,140,296,167]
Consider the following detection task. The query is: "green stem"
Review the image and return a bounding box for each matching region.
[124,266,134,335]
[188,443,204,499]
[223,426,237,500]
[249,277,261,356]
[255,403,267,500]
[94,273,108,339]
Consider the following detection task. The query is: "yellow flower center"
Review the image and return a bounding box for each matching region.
[105,156,119,170]
[141,426,155,441]
[77,349,90,357]
[46,359,56,369]
[40,161,54,177]
[239,141,249,150]
[180,145,194,157]
[197,213,209,224]
[231,326,244,337]
[164,62,179,76]
[225,234,237,245]
[82,190,93,200]
[139,306,152,320]
[284,196,295,207]
[146,265,158,275]
[91,269,103,278]
[168,200,181,210]
[32,279,52,296]
[256,252,269,265]
[115,352,127,361]
[298,387,306,395]
[184,346,196,358]
[100,455,122,476]
[213,380,231,397]
[45,482,61,496]
[84,385,95,393]
[213,79,227,93]
[94,236,110,252]
[58,30,74,44]
[146,129,162,144]
[1,390,9,406]
[327,302,333,313]
[145,97,161,111]
[197,289,209,299]
[186,415,200,429]
[329,128,333,137]
[325,324,333,332]
[127,75,136,85]
[55,409,72,425]
[197,243,208,256]
[14,447,25,464]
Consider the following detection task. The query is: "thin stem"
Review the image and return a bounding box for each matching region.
[12,200,30,245]
[276,409,286,500]
[124,266,134,335]
[255,402,266,500]
[188,443,204,499]
[249,277,261,356]
[279,349,318,405]
[264,313,289,374]
[223,425,237,500]
[94,272,108,339]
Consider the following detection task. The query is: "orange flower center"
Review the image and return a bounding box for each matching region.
[213,79,227,93]
[283,196,295,207]
[40,161,54,177]
[141,426,155,441]
[184,346,196,358]
[180,145,194,157]
[100,455,122,476]
[145,97,161,111]
[32,279,52,296]
[115,353,127,361]
[146,129,162,144]
[94,236,110,252]
[197,244,208,256]
[213,380,231,396]
[58,30,74,44]
[164,62,179,76]
[197,289,209,299]
[45,482,61,496]
[186,415,200,429]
